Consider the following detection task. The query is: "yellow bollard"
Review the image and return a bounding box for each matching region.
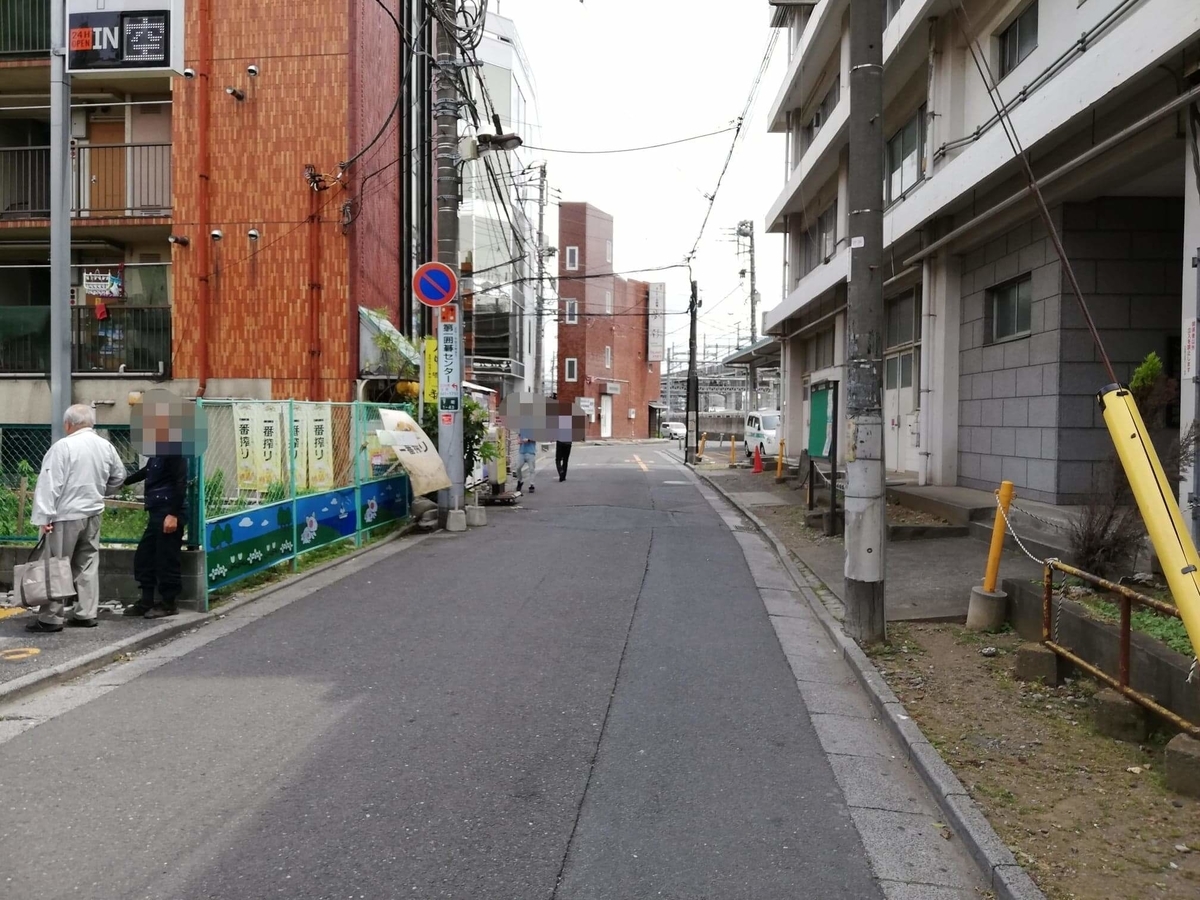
[776,440,786,479]
[698,433,707,460]
[983,481,1014,593]
[729,435,737,466]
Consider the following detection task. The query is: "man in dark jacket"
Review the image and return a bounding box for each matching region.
[122,440,188,619]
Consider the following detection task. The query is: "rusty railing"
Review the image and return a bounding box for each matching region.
[1042,559,1198,739]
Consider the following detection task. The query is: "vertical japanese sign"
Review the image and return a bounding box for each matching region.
[257,403,283,492]
[234,403,262,491]
[439,304,461,413]
[292,403,309,493]
[647,283,666,362]
[1185,319,1197,380]
[307,402,335,490]
[424,337,438,406]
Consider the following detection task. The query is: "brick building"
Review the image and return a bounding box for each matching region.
[555,202,663,440]
[0,0,413,426]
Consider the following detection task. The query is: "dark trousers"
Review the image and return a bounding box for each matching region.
[555,441,572,480]
[133,512,184,609]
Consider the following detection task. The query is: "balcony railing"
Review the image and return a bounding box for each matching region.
[0,0,50,57]
[0,306,172,376]
[0,143,172,219]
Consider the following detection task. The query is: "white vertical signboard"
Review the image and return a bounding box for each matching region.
[647,283,666,363]
[439,304,462,412]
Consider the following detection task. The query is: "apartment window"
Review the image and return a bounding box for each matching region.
[886,0,906,24]
[605,290,613,315]
[999,2,1038,79]
[803,76,841,150]
[604,345,612,369]
[565,357,578,382]
[885,289,921,349]
[990,275,1032,342]
[566,246,579,271]
[564,299,578,324]
[801,201,839,277]
[606,240,612,263]
[886,106,925,205]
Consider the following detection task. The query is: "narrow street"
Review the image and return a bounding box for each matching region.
[0,444,980,899]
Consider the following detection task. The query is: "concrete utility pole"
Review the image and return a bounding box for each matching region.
[532,163,547,394]
[435,0,465,517]
[843,0,887,642]
[665,346,673,415]
[738,219,759,411]
[49,0,72,441]
[686,281,700,463]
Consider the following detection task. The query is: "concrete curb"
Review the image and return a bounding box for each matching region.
[696,470,1048,900]
[0,525,417,707]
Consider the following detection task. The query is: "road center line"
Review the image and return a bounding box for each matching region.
[632,454,648,472]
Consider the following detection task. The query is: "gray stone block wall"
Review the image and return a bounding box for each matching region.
[957,200,1184,504]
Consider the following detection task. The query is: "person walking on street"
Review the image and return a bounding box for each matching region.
[121,412,188,619]
[516,428,538,493]
[554,401,573,483]
[27,404,127,633]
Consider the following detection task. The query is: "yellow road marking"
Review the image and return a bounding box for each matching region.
[0,607,27,621]
[1,647,40,662]
[633,454,648,472]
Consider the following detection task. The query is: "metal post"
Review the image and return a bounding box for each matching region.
[49,0,72,441]
[749,223,758,406]
[843,0,887,642]
[983,480,1014,592]
[435,0,464,516]
[1192,248,1200,543]
[686,281,700,463]
[532,163,547,394]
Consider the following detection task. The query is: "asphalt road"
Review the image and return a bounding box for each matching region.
[0,443,890,900]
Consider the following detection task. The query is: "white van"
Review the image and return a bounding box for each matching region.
[744,410,780,458]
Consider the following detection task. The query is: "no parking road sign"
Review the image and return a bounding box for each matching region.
[413,262,458,308]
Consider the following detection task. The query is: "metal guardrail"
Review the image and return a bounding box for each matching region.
[0,0,49,56]
[0,305,171,376]
[1042,560,1199,739]
[0,143,172,218]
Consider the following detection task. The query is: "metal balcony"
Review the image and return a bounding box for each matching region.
[0,0,50,57]
[0,143,172,220]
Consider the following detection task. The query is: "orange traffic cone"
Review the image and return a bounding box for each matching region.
[752,445,763,474]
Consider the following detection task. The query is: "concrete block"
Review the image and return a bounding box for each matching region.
[1003,338,1030,369]
[970,427,993,455]
[1026,459,1057,493]
[465,506,487,527]
[1058,461,1096,495]
[1062,202,1097,230]
[959,372,974,400]
[992,368,1017,398]
[908,740,970,803]
[1006,220,1033,253]
[959,400,982,427]
[1039,428,1058,460]
[1028,330,1058,365]
[1029,297,1046,333]
[966,587,1008,631]
[1060,362,1110,394]
[1059,427,1112,462]
[1015,365,1042,397]
[963,247,986,271]
[1164,733,1200,798]
[1041,362,1060,392]
[972,372,993,400]
[942,793,1019,878]
[1064,228,1131,261]
[993,864,1051,900]
[1059,395,1095,428]
[980,454,1003,483]
[994,251,1019,282]
[1014,427,1040,458]
[981,398,1004,426]
[1041,293,1062,329]
[1069,259,1097,293]
[974,262,997,293]
[1003,398,1029,427]
[1132,230,1183,260]
[445,510,467,532]
[960,347,981,376]
[1001,456,1027,484]
[991,427,1015,456]
[1014,642,1061,685]
[1092,688,1149,743]
[1027,395,1058,427]
[1060,328,1098,362]
[1018,239,1048,271]
[962,291,985,323]
[959,452,982,480]
[1031,261,1061,301]
[981,344,1006,372]
[1097,259,1166,294]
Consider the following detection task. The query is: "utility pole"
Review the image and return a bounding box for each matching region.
[532,163,547,395]
[843,0,887,642]
[737,219,759,410]
[435,0,465,518]
[665,346,673,415]
[686,281,700,462]
[49,0,71,441]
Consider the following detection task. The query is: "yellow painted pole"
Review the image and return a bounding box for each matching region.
[698,433,707,460]
[776,440,785,478]
[729,436,737,466]
[1100,385,1200,657]
[983,480,1014,593]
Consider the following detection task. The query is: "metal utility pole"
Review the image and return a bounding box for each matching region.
[49,0,72,441]
[686,282,700,463]
[532,163,548,394]
[843,0,887,642]
[435,0,465,517]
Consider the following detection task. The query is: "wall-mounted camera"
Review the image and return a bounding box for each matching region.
[183,68,196,79]
[210,230,223,241]
[248,229,260,241]
[247,64,259,77]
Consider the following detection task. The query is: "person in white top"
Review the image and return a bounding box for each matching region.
[27,404,127,632]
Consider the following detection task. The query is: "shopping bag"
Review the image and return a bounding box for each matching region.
[13,536,75,608]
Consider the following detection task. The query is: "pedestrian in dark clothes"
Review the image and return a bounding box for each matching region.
[122,450,188,619]
[554,400,573,482]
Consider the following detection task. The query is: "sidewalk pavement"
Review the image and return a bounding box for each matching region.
[692,463,1045,623]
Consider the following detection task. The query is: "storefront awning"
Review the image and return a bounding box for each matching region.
[648,401,667,410]
[722,337,781,368]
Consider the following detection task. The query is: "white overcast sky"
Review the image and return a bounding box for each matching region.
[496,0,787,370]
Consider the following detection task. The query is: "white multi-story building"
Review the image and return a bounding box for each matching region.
[764,0,1200,505]
[460,12,544,396]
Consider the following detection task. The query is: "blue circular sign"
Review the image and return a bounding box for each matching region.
[413,262,458,307]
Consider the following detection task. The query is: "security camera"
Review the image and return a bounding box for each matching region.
[247,64,259,77]
[247,229,260,241]
[225,86,246,101]
[183,68,196,79]
[210,229,223,241]
[167,234,190,246]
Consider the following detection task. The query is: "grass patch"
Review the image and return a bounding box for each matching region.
[1075,594,1195,657]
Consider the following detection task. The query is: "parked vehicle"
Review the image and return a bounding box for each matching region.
[660,421,686,439]
[743,410,780,458]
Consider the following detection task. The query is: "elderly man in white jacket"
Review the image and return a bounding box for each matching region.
[27,404,127,633]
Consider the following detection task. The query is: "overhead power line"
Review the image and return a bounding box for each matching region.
[522,127,736,155]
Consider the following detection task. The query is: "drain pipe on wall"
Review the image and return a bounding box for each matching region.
[918,256,935,486]
[194,0,212,397]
